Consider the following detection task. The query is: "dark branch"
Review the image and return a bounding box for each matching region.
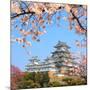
[70,9,87,31]
[11,11,35,19]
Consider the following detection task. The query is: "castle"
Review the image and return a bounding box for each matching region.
[26,41,80,78]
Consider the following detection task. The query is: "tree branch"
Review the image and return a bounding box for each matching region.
[11,11,35,19]
[70,9,87,32]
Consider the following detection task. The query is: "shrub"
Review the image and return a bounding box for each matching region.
[48,81,61,87]
[62,76,86,86]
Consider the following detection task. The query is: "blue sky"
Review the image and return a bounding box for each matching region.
[11,8,86,71]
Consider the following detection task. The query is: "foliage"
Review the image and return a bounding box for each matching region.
[11,65,87,89]
[11,71,50,89]
[62,76,87,86]
[79,55,87,77]
[11,65,25,90]
[48,81,61,87]
[11,1,87,48]
[17,80,41,89]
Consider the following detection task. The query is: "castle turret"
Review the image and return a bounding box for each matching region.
[51,41,72,76]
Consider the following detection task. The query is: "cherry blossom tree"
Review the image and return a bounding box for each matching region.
[11,1,87,48]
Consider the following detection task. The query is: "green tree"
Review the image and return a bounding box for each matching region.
[48,81,60,87]
[17,72,50,88]
[62,77,86,85]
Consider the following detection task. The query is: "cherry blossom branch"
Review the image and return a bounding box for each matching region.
[11,11,35,19]
[70,9,87,32]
